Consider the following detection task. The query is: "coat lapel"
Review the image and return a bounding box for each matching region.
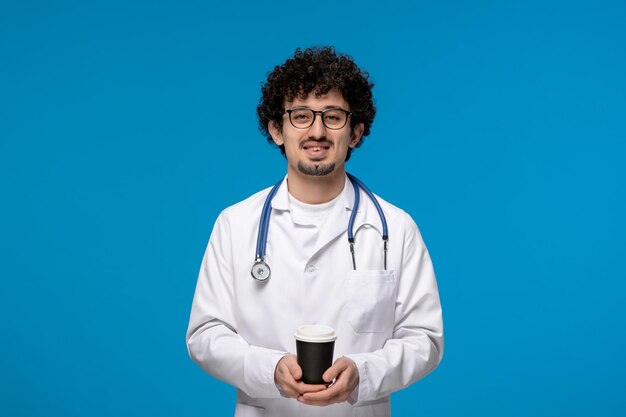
[271,174,383,259]
[312,175,373,257]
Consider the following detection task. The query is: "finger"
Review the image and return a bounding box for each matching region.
[279,354,302,380]
[286,359,302,380]
[294,382,328,394]
[281,372,326,397]
[322,359,349,383]
[301,381,343,403]
[283,382,326,398]
[278,374,301,398]
[277,362,302,398]
[298,398,336,407]
[299,388,345,407]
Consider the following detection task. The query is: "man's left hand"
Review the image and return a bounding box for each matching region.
[298,357,359,406]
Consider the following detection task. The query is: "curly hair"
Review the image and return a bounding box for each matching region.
[257,46,376,161]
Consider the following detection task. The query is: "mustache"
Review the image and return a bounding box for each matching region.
[299,138,334,149]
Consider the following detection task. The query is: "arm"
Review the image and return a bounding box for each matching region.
[343,215,444,404]
[186,213,285,398]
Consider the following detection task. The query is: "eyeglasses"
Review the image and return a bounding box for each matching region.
[284,107,352,130]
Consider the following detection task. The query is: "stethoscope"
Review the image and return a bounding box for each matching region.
[250,173,389,282]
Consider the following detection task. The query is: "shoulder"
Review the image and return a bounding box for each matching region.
[208,186,273,242]
[220,187,272,218]
[368,193,425,246]
[217,186,273,224]
[369,193,416,229]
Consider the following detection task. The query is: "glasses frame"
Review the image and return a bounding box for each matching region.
[284,107,352,130]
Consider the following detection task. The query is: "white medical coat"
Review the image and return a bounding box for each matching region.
[187,175,443,417]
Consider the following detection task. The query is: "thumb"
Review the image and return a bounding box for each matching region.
[322,359,347,383]
[287,357,303,380]
[292,365,302,380]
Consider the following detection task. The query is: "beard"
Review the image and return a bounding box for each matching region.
[297,161,336,176]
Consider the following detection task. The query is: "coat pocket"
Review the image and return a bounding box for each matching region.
[346,270,397,333]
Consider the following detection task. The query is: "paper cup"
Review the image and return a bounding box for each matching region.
[295,325,336,384]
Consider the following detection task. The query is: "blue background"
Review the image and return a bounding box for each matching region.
[1,0,625,415]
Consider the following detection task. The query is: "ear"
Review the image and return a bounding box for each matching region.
[349,123,364,148]
[268,121,284,146]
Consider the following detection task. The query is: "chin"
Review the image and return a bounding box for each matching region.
[297,161,337,177]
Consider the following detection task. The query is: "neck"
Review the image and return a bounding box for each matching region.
[286,166,346,204]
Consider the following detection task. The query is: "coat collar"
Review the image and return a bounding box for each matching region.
[270,174,354,212]
[269,174,384,242]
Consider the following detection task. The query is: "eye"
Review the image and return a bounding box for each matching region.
[291,110,313,122]
[323,110,345,123]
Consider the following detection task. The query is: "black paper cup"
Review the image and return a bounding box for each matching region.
[295,325,337,385]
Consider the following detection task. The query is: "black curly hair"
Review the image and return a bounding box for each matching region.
[257,46,375,161]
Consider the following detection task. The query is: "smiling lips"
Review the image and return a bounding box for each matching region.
[302,141,332,159]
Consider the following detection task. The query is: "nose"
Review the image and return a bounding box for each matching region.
[308,112,328,138]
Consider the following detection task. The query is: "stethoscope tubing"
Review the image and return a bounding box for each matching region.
[255,178,283,262]
[346,173,388,239]
[346,173,389,270]
[252,173,388,280]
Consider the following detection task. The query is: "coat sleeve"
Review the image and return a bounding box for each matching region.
[344,214,444,404]
[186,212,286,399]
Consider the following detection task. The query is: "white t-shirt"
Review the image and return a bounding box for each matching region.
[287,192,340,227]
[287,193,340,259]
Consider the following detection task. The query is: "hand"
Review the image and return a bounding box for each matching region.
[274,354,327,398]
[298,357,359,406]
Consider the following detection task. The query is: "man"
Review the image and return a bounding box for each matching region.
[187,46,443,417]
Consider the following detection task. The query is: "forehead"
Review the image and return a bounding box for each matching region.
[285,88,349,109]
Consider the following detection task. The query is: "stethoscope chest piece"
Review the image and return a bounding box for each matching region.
[251,259,271,282]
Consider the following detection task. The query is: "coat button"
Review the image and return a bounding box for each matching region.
[307,265,317,273]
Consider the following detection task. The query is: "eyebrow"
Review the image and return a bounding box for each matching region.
[288,105,345,110]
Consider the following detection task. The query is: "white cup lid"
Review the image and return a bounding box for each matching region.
[294,324,337,343]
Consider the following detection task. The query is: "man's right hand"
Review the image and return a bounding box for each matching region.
[274,354,328,399]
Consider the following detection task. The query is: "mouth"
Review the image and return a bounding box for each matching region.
[301,141,332,159]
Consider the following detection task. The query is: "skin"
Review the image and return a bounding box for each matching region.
[274,355,360,406]
[268,88,364,204]
[270,88,363,405]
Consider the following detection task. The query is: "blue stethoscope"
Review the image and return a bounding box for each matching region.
[250,173,389,282]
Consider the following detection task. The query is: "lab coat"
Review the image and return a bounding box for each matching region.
[187,175,443,417]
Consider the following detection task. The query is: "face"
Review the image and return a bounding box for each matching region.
[268,89,364,180]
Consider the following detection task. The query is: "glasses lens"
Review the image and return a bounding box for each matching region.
[322,109,347,129]
[289,109,314,128]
